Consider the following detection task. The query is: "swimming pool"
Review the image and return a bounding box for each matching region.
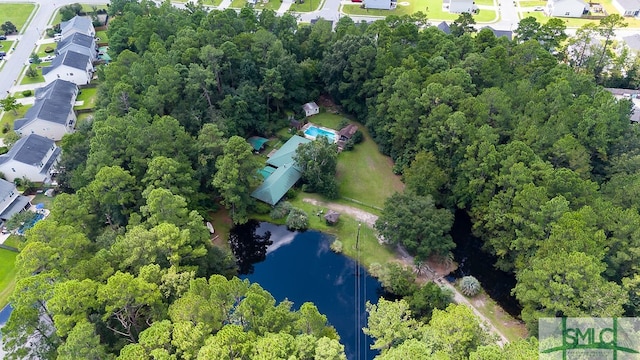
[304,126,337,142]
[17,213,44,235]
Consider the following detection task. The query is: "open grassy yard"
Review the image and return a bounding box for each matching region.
[3,235,23,249]
[0,3,36,32]
[32,193,56,210]
[522,3,640,28]
[468,291,529,342]
[34,43,56,58]
[75,87,98,110]
[289,0,321,12]
[1,40,15,53]
[20,66,45,85]
[0,104,31,131]
[342,0,498,22]
[518,0,546,6]
[77,112,94,125]
[475,0,495,5]
[96,30,109,43]
[0,248,18,309]
[253,0,284,11]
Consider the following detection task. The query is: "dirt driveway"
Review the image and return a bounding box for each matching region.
[303,198,379,227]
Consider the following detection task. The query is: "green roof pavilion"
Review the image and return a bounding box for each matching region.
[266,135,311,168]
[251,164,302,205]
[247,136,269,151]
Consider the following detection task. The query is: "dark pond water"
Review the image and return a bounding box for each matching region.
[230,221,382,360]
[450,210,522,318]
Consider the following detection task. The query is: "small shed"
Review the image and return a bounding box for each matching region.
[290,119,303,130]
[248,136,269,152]
[302,102,320,117]
[338,124,358,141]
[324,210,340,225]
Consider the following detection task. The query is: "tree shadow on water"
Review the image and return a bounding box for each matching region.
[229,220,273,275]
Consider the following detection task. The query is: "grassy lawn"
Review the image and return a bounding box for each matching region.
[305,113,404,209]
[34,43,56,58]
[1,40,15,53]
[522,5,640,28]
[32,193,56,210]
[468,292,529,342]
[0,248,18,309]
[475,0,495,5]
[74,87,98,110]
[289,0,321,12]
[253,0,284,11]
[518,0,546,6]
[0,104,31,132]
[342,0,497,21]
[230,0,249,8]
[96,30,109,43]
[0,3,36,31]
[77,112,94,125]
[19,66,45,85]
[3,235,24,249]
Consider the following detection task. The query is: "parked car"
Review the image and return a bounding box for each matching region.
[0,35,6,40]
[534,6,544,10]
[43,55,55,61]
[0,51,6,57]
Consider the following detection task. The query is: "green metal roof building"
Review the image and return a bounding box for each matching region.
[251,135,311,205]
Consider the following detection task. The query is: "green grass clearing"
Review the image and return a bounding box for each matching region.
[522,4,640,28]
[0,248,18,309]
[19,66,45,85]
[518,0,546,6]
[96,30,108,43]
[289,0,321,12]
[1,40,15,53]
[0,104,32,132]
[0,3,36,32]
[3,235,24,249]
[74,87,98,110]
[77,112,94,125]
[33,43,56,58]
[32,193,56,210]
[468,291,529,342]
[307,112,404,209]
[342,0,498,22]
[252,0,284,11]
[475,0,495,5]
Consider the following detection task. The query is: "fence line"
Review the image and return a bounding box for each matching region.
[341,197,383,211]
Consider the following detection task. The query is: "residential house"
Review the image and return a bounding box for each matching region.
[481,26,513,40]
[14,99,76,141]
[436,21,451,34]
[605,88,640,123]
[545,0,589,17]
[364,0,397,10]
[0,134,61,183]
[613,0,640,17]
[0,179,31,223]
[623,34,640,52]
[302,102,320,117]
[60,15,96,39]
[252,135,311,205]
[42,50,93,85]
[14,79,79,140]
[56,32,97,62]
[443,0,477,14]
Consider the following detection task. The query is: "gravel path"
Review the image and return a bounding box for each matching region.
[303,197,510,345]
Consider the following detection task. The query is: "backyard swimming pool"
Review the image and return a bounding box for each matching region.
[304,125,337,142]
[17,213,44,235]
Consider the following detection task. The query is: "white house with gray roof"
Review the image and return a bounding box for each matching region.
[0,134,61,183]
[42,50,93,85]
[613,0,640,16]
[623,34,640,52]
[0,179,31,223]
[56,32,97,61]
[60,15,95,39]
[14,79,78,140]
[545,0,589,17]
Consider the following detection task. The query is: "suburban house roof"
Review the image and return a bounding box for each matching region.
[0,195,31,221]
[338,124,358,139]
[481,26,513,40]
[14,99,72,130]
[615,0,640,9]
[605,88,640,122]
[0,179,15,201]
[623,34,640,51]
[251,164,303,205]
[548,0,588,7]
[35,79,77,101]
[436,21,451,34]
[60,16,94,35]
[42,50,90,75]
[302,102,319,112]
[56,33,95,57]
[266,135,311,168]
[0,134,56,167]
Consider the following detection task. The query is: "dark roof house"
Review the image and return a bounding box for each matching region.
[35,79,78,102]
[60,15,95,38]
[0,134,61,182]
[481,26,513,40]
[338,124,358,141]
[42,50,91,75]
[0,179,31,222]
[56,32,97,60]
[14,99,73,129]
[436,21,451,34]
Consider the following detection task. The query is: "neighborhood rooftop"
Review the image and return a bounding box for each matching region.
[57,32,95,50]
[60,15,94,34]
[35,79,77,101]
[14,99,73,130]
[615,0,640,9]
[0,134,55,167]
[42,50,90,74]
[623,34,640,51]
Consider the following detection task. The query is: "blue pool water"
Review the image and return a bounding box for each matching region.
[304,126,337,142]
[17,213,44,235]
[231,221,382,360]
